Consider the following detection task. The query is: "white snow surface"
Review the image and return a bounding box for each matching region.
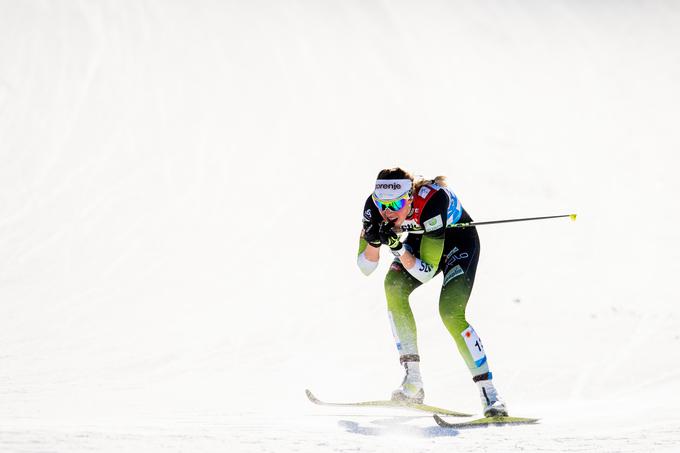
[1,1,680,452]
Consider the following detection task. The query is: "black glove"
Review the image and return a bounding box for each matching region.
[362,221,382,248]
[379,221,404,254]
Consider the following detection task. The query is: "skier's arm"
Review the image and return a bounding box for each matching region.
[357,198,381,276]
[397,234,444,283]
[357,234,379,276]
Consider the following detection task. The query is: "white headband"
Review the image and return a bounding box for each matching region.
[373,179,412,201]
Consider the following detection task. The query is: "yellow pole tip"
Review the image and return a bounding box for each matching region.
[570,214,577,221]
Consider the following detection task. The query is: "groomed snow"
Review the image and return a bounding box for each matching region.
[1,1,679,452]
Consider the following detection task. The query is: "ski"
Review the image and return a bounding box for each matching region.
[305,389,472,417]
[433,413,539,428]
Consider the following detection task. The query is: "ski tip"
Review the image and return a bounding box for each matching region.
[433,414,448,427]
[434,413,540,429]
[570,213,577,221]
[305,389,320,404]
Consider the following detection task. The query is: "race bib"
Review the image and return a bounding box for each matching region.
[461,326,487,367]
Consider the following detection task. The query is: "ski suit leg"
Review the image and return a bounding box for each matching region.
[384,260,423,361]
[438,229,491,378]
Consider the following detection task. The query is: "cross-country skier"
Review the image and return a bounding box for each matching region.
[357,167,508,417]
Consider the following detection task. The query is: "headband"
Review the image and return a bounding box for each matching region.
[373,179,412,201]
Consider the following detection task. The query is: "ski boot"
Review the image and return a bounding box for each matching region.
[391,355,424,404]
[476,377,508,417]
[391,379,425,404]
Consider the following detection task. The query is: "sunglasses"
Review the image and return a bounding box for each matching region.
[372,192,410,211]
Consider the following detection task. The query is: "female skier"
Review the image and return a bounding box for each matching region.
[357,167,508,417]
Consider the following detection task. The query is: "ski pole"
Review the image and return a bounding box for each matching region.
[450,213,577,228]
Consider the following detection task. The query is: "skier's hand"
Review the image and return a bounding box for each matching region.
[379,221,403,252]
[362,221,382,248]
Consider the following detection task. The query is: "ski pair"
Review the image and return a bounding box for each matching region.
[306,389,538,428]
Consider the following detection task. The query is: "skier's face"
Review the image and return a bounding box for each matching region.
[380,197,412,227]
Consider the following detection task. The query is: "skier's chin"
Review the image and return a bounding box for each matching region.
[386,216,403,227]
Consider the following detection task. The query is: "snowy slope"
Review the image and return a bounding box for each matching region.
[1,1,679,452]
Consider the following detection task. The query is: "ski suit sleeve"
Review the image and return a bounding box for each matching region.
[357,237,378,276]
[404,190,448,283]
[357,196,380,276]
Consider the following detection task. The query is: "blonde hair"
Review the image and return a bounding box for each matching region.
[414,175,447,193]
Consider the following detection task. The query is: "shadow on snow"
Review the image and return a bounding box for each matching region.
[338,417,459,438]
